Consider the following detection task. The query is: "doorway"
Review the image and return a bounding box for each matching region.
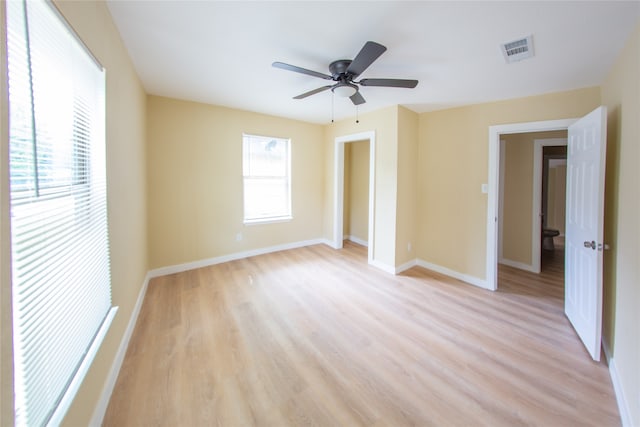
[486,118,576,290]
[333,131,376,264]
[488,108,608,361]
[498,132,567,276]
[540,143,567,270]
[343,140,370,247]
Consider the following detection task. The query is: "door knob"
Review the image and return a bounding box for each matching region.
[583,241,596,250]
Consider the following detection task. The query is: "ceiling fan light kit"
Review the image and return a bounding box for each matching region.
[332,83,357,97]
[273,41,418,109]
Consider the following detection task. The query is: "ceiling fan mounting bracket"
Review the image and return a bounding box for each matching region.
[329,60,353,80]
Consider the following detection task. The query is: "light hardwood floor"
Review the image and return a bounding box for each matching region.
[103,241,619,426]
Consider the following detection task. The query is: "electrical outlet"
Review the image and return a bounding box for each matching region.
[407,242,412,252]
[236,233,242,241]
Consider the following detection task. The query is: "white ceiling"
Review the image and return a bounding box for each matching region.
[106,1,639,124]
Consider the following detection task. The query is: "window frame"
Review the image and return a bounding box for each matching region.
[6,0,116,425]
[242,133,292,224]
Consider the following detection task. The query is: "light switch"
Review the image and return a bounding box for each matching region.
[481,183,488,193]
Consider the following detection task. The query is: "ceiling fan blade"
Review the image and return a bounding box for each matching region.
[350,91,366,105]
[358,78,419,88]
[346,41,387,77]
[293,85,333,99]
[273,62,332,80]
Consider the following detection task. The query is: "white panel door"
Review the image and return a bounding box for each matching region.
[565,106,607,361]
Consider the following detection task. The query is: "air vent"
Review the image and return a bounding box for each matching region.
[501,35,534,63]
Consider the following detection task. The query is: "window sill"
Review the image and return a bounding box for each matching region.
[48,306,118,425]
[244,216,293,226]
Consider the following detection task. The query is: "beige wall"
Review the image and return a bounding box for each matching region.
[601,21,640,426]
[395,106,419,266]
[502,133,534,265]
[343,140,370,243]
[546,164,566,234]
[324,106,398,269]
[501,130,566,266]
[417,87,601,280]
[147,96,324,269]
[0,1,149,426]
[343,144,351,237]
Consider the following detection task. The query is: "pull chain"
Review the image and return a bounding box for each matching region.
[356,105,359,124]
[331,92,334,123]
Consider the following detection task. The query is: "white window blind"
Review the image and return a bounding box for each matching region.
[7,0,115,425]
[242,134,291,222]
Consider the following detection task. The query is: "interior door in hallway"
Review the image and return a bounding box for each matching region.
[564,106,607,361]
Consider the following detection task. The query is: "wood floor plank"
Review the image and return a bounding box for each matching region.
[103,241,620,426]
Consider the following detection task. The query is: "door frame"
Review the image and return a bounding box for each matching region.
[487,119,576,290]
[333,131,376,265]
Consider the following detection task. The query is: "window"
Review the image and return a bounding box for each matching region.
[7,0,116,425]
[242,134,291,223]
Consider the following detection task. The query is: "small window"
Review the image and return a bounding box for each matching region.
[243,134,291,223]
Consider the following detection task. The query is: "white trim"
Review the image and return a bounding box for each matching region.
[324,237,342,250]
[487,118,577,291]
[498,257,537,273]
[608,358,632,427]
[531,141,542,273]
[369,259,396,275]
[333,131,376,265]
[416,259,491,290]
[51,307,118,426]
[395,259,417,274]
[345,235,368,247]
[603,342,634,427]
[243,215,292,226]
[89,273,151,426]
[148,238,331,278]
[498,139,506,261]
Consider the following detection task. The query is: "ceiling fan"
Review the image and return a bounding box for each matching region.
[273,41,418,106]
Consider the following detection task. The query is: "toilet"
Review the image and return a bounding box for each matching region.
[542,229,560,251]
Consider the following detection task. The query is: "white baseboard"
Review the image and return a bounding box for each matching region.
[89,272,151,426]
[372,259,417,275]
[369,259,396,275]
[499,257,537,273]
[395,259,417,274]
[148,238,331,278]
[344,235,368,247]
[603,341,634,427]
[318,238,334,248]
[416,259,490,290]
[371,257,489,288]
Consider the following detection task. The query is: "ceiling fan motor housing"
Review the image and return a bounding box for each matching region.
[329,60,353,79]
